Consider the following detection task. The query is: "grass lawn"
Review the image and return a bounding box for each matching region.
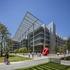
[0,55,31,63]
[0,57,4,63]
[16,62,70,70]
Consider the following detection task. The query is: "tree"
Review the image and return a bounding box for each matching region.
[0,23,10,56]
[55,46,65,54]
[6,39,13,52]
[67,37,70,51]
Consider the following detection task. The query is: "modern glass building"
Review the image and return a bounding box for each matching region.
[28,26,50,52]
[13,12,65,53]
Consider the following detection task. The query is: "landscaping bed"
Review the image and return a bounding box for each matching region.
[61,56,70,60]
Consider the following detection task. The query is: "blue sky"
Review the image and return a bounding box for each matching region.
[0,0,70,38]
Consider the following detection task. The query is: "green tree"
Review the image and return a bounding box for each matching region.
[6,39,13,52]
[0,23,10,56]
[67,37,70,51]
[56,46,65,54]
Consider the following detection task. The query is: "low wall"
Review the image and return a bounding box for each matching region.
[49,58,61,64]
[61,60,70,66]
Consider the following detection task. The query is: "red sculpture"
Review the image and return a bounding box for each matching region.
[42,47,49,56]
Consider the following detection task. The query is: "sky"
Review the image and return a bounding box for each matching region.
[0,0,70,38]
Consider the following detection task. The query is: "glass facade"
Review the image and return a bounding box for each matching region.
[28,26,50,52]
[13,12,65,53]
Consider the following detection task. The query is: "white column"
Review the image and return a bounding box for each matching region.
[33,23,34,52]
[44,24,46,48]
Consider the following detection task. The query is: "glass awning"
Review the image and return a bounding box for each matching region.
[13,12,43,42]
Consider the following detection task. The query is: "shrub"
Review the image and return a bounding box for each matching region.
[14,49,19,53]
[61,56,70,60]
[19,47,28,53]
